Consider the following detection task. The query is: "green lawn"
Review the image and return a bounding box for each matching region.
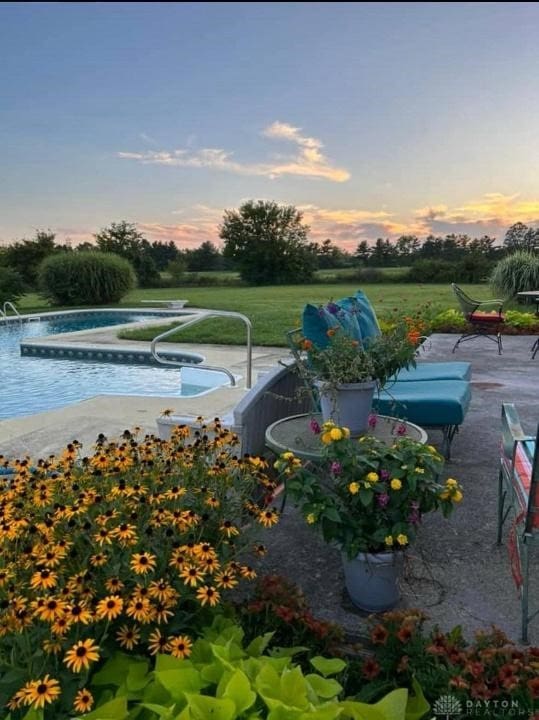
[114,283,494,346]
[14,282,505,347]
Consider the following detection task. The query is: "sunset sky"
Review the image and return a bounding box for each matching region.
[1,1,539,250]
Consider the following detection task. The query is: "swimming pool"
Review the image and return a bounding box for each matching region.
[0,311,230,421]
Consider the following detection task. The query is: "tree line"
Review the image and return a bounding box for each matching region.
[1,203,538,292]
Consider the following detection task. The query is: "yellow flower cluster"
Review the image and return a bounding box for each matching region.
[0,419,278,714]
[320,421,350,445]
[440,477,463,503]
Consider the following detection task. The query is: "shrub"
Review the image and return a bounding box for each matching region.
[403,259,460,283]
[0,265,26,305]
[0,421,280,717]
[491,251,539,297]
[38,251,136,305]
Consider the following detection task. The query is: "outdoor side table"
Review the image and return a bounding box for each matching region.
[516,291,539,358]
[265,413,428,463]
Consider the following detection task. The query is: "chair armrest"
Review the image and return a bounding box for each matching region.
[475,299,504,309]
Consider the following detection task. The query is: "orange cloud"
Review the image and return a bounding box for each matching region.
[117,121,349,183]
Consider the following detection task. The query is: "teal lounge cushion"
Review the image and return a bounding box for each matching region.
[394,362,472,383]
[373,380,471,426]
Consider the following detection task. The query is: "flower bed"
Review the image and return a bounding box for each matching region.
[0,421,280,717]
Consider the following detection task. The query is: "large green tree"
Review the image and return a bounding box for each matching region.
[94,221,160,287]
[220,200,316,285]
[3,229,60,286]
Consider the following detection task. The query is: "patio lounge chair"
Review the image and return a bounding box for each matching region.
[451,283,505,355]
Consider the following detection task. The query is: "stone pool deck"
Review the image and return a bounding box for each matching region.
[1,330,538,644]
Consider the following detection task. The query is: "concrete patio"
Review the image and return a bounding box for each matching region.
[253,333,539,644]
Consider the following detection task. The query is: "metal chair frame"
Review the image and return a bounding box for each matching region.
[451,283,505,355]
[497,403,539,643]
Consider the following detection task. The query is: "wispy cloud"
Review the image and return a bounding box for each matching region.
[117,122,350,182]
[139,132,158,146]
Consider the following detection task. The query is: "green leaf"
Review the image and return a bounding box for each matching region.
[155,669,204,702]
[359,489,373,507]
[340,701,385,720]
[126,659,151,693]
[92,653,133,687]
[324,506,341,522]
[405,679,430,720]
[269,646,309,658]
[141,703,177,719]
[81,697,129,720]
[246,632,274,657]
[373,688,408,720]
[185,693,236,720]
[222,669,256,714]
[22,708,44,720]
[298,707,343,720]
[309,657,347,677]
[305,674,342,699]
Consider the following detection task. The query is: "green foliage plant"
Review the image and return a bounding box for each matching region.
[76,618,428,720]
[38,250,136,305]
[490,251,539,297]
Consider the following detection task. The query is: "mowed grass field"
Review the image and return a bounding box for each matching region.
[109,283,494,346]
[17,283,495,346]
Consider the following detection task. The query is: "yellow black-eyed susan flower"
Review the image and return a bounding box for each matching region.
[130,552,157,574]
[63,638,100,673]
[116,625,140,650]
[73,688,94,714]
[258,509,279,528]
[180,564,205,587]
[126,597,152,623]
[23,675,61,709]
[196,585,220,607]
[147,628,170,655]
[96,595,123,621]
[30,568,58,591]
[168,634,192,658]
[215,571,238,589]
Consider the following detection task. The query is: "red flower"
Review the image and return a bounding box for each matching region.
[275,606,296,623]
[370,625,389,645]
[396,624,413,643]
[397,655,410,673]
[470,682,491,700]
[450,676,470,690]
[465,662,485,680]
[361,658,381,680]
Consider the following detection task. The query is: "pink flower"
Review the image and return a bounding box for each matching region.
[377,493,390,508]
[310,418,321,435]
[330,461,342,475]
[380,469,390,481]
[368,414,378,429]
[396,423,407,436]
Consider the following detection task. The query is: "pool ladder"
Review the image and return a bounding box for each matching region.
[150,309,253,389]
[0,301,22,323]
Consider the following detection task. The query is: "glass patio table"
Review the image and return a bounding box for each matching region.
[265,413,428,462]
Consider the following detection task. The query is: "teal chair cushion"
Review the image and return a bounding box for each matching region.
[394,362,472,383]
[302,302,362,349]
[339,291,381,339]
[373,380,471,426]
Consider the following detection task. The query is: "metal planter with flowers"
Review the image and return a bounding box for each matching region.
[275,422,463,612]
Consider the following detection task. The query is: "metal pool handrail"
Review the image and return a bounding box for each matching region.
[1,301,22,322]
[150,309,253,389]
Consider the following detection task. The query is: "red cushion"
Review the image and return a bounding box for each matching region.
[469,311,505,323]
[502,440,539,529]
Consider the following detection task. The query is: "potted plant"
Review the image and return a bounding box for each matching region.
[275,423,463,612]
[295,304,419,435]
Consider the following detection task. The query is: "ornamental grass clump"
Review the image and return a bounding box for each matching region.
[0,419,279,718]
[275,420,463,559]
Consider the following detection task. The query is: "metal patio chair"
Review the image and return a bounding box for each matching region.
[451,283,505,354]
[498,403,539,642]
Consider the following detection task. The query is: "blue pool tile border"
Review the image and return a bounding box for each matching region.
[20,343,204,366]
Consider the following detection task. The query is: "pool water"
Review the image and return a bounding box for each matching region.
[0,312,227,421]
